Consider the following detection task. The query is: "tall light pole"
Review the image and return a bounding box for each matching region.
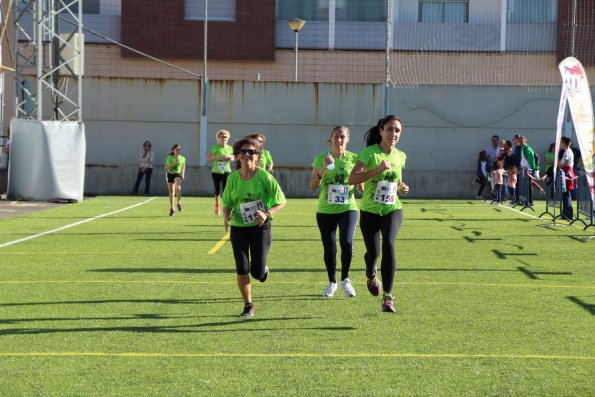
[199,0,208,166]
[288,19,305,82]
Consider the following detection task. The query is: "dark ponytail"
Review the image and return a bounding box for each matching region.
[364,115,401,147]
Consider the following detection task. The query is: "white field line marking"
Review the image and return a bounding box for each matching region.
[208,233,230,255]
[0,280,592,289]
[0,197,158,249]
[0,352,592,361]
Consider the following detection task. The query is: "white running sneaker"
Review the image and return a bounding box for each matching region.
[322,282,338,297]
[340,278,356,297]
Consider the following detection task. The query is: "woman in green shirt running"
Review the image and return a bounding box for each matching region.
[348,115,409,313]
[207,129,234,216]
[165,144,186,216]
[310,126,361,298]
[222,137,286,319]
[247,133,273,174]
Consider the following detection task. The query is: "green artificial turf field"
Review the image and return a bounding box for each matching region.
[0,196,593,396]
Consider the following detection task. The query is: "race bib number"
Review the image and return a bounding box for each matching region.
[216,161,228,172]
[327,184,349,205]
[373,181,398,204]
[239,200,265,224]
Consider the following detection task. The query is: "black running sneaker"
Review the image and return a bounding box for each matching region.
[381,293,396,313]
[169,209,174,216]
[240,304,254,319]
[177,203,183,212]
[366,274,381,296]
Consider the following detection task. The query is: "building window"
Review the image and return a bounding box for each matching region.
[419,0,469,23]
[508,0,557,23]
[277,0,329,22]
[185,0,236,21]
[336,0,385,22]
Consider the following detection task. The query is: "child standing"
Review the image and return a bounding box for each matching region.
[492,160,504,204]
[507,166,518,204]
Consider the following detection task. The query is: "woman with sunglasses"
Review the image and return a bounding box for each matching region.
[310,126,361,298]
[221,137,286,318]
[207,129,234,216]
[165,144,186,216]
[348,115,409,313]
[132,140,154,195]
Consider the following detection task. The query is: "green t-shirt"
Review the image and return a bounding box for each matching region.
[221,168,286,227]
[311,151,359,214]
[165,154,186,174]
[259,149,273,171]
[210,144,233,174]
[357,144,406,215]
[545,151,555,168]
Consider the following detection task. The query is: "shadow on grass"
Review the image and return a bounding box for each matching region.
[0,313,224,324]
[87,268,326,274]
[492,249,538,259]
[0,316,356,335]
[409,218,532,222]
[57,231,219,236]
[0,294,322,308]
[566,296,595,315]
[516,267,572,280]
[87,267,526,275]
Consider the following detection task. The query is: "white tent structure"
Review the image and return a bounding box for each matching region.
[7,0,85,201]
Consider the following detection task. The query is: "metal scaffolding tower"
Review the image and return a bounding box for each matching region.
[13,0,83,121]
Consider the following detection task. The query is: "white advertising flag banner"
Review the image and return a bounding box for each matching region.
[558,57,595,204]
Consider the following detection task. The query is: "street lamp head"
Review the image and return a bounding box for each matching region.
[288,19,306,33]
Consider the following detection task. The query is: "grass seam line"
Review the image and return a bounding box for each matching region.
[0,197,158,249]
[0,352,592,361]
[0,280,592,289]
[208,232,230,255]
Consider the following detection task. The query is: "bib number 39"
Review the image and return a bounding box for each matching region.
[240,200,265,224]
[373,181,398,204]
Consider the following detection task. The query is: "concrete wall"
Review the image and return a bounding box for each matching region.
[80,78,593,198]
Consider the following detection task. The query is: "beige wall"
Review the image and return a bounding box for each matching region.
[80,45,594,86]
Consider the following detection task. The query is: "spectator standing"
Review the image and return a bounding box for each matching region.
[484,135,500,194]
[544,143,555,174]
[492,160,504,204]
[485,135,501,169]
[507,166,519,204]
[474,150,488,199]
[559,137,575,220]
[132,140,154,195]
[520,136,541,205]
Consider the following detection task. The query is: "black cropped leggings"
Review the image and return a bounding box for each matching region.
[230,222,271,279]
[212,172,230,196]
[316,210,358,283]
[359,209,403,294]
